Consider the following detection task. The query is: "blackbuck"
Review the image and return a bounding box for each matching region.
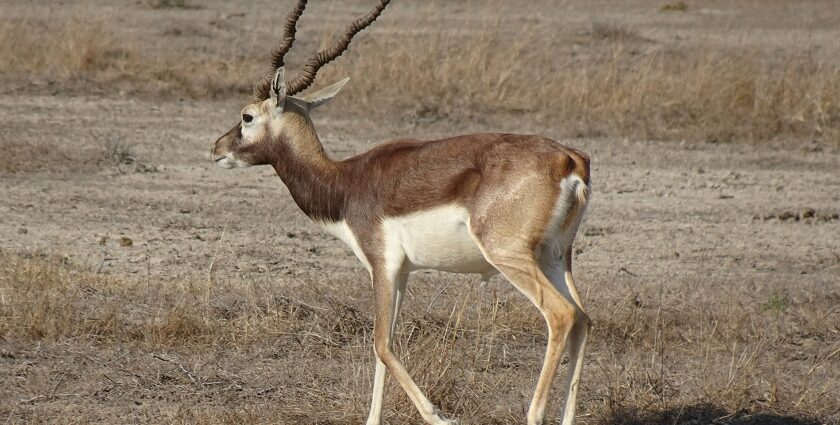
[211,1,592,424]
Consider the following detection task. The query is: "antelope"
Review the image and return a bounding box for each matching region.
[211,1,592,424]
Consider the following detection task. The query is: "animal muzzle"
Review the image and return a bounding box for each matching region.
[212,123,240,161]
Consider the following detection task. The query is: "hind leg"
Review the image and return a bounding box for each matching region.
[473,238,578,425]
[470,169,589,424]
[539,245,590,425]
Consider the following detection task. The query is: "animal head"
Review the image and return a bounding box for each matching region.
[212,69,349,168]
[212,0,389,168]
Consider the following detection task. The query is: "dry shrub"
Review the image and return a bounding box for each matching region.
[0,133,155,174]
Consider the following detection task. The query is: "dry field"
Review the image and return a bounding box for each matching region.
[1,0,839,424]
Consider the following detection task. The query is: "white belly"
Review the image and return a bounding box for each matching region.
[382,204,493,274]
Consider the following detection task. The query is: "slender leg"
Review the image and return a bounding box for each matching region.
[370,266,456,425]
[482,250,577,425]
[366,272,408,425]
[560,316,588,425]
[540,247,591,425]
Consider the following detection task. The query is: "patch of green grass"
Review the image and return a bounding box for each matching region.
[661,1,688,12]
[761,292,789,312]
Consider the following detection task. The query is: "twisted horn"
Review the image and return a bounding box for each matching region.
[271,0,308,69]
[254,0,308,100]
[285,0,391,96]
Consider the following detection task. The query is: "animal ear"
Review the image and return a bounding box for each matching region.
[301,77,349,110]
[270,67,287,109]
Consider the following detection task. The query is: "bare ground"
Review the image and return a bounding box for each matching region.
[1,1,839,424]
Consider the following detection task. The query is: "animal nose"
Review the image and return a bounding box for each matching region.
[211,135,228,159]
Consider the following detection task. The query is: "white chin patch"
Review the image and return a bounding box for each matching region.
[215,154,252,169]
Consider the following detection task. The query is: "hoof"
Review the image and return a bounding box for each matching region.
[430,409,458,425]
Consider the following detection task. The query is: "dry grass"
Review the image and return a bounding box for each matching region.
[3,5,839,143]
[0,13,258,99]
[1,253,837,424]
[325,16,840,144]
[0,14,114,79]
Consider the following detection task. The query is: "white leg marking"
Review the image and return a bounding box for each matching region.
[367,359,388,425]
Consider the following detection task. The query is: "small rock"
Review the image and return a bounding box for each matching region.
[778,211,796,221]
[17,228,28,234]
[804,142,823,153]
[128,254,148,263]
[119,237,133,247]
[98,236,108,245]
[286,232,297,239]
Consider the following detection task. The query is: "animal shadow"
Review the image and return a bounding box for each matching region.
[607,404,823,425]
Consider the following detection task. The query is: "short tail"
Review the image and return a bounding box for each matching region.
[545,149,591,244]
[567,145,591,215]
[567,173,591,223]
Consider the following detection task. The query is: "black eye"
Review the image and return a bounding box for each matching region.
[242,114,253,123]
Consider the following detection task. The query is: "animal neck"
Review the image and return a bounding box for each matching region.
[269,108,347,223]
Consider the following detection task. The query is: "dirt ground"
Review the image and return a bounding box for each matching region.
[1,1,839,424]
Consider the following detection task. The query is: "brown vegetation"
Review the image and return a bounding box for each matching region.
[2,4,839,143]
[1,252,836,424]
[330,31,840,144]
[0,14,258,99]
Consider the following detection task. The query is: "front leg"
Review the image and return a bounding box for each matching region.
[366,271,408,425]
[367,261,456,425]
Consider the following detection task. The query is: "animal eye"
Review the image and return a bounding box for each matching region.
[242,114,254,123]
